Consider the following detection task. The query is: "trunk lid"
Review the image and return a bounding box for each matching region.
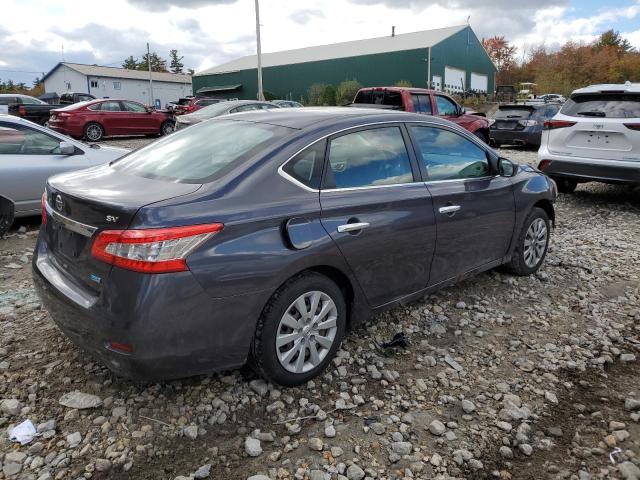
[45,165,201,293]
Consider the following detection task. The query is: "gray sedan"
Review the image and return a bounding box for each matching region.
[174,100,279,130]
[0,115,128,236]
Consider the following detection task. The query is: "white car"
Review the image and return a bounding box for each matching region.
[537,82,639,193]
[0,115,129,236]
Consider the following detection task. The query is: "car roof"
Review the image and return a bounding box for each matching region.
[357,86,438,95]
[572,82,640,95]
[223,106,453,130]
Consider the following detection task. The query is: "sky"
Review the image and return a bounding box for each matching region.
[0,0,639,85]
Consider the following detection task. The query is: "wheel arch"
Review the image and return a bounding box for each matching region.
[533,198,555,227]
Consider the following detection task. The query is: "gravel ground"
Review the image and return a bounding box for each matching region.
[1,141,639,480]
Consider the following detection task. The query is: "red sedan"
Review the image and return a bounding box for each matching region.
[48,99,175,141]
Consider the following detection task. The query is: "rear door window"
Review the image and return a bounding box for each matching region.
[325,126,414,189]
[411,94,432,114]
[561,93,640,118]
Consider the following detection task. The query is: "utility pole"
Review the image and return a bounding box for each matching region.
[254,0,264,101]
[147,42,154,107]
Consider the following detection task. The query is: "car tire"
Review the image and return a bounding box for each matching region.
[0,197,15,238]
[552,177,577,194]
[84,122,104,142]
[507,207,550,276]
[250,272,347,386]
[474,130,489,144]
[160,121,175,136]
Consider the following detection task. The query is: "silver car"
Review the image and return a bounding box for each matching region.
[0,115,128,236]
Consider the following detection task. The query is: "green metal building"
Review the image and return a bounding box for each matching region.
[193,25,497,102]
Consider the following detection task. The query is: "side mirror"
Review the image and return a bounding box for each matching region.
[498,157,516,177]
[144,105,153,113]
[58,141,75,155]
[458,106,466,116]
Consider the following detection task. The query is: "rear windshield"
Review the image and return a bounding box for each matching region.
[58,100,95,111]
[495,107,534,120]
[353,90,404,108]
[112,119,292,183]
[189,102,233,119]
[561,93,640,118]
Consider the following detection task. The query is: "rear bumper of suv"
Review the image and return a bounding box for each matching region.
[538,147,640,185]
[32,231,267,380]
[490,128,541,146]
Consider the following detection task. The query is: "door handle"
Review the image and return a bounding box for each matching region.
[438,205,461,214]
[337,222,370,233]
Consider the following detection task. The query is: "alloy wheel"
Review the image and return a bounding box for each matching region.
[275,291,338,374]
[523,218,547,268]
[85,124,102,141]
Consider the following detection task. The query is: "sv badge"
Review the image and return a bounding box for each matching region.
[106,215,119,223]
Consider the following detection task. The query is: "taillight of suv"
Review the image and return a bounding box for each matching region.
[543,120,576,130]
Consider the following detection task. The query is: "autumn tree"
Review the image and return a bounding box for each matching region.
[482,36,517,84]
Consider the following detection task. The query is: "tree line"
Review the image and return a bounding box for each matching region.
[122,49,194,75]
[482,29,640,95]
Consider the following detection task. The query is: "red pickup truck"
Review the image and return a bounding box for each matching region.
[352,87,490,143]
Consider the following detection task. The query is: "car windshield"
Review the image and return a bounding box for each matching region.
[495,107,534,119]
[111,119,292,183]
[189,102,233,119]
[561,93,640,118]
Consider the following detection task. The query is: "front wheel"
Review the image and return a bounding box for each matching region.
[160,121,175,136]
[507,207,550,276]
[250,272,346,386]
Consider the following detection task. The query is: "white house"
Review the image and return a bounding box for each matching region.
[42,62,193,108]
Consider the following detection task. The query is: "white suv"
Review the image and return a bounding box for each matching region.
[537,82,640,193]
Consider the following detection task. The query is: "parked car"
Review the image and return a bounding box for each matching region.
[33,107,557,385]
[1,94,59,125]
[351,87,491,142]
[538,82,640,193]
[174,100,279,130]
[59,92,96,105]
[271,100,303,108]
[177,97,225,115]
[0,115,127,236]
[166,97,194,113]
[48,99,175,141]
[537,94,566,103]
[490,103,561,147]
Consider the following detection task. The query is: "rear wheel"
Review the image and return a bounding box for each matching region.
[474,130,489,144]
[0,197,15,238]
[160,121,175,136]
[84,122,104,142]
[250,272,346,386]
[507,207,550,276]
[552,177,577,194]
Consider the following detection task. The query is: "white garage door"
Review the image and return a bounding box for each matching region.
[444,66,465,93]
[470,72,488,93]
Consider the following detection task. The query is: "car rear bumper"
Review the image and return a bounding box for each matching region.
[537,148,640,185]
[32,231,266,380]
[490,129,541,146]
[48,122,84,138]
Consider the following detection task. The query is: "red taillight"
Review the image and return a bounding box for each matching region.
[108,342,133,354]
[538,160,552,171]
[91,223,224,273]
[543,120,576,130]
[18,106,26,117]
[623,123,640,131]
[41,192,47,225]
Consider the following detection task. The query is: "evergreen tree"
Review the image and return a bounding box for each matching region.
[169,49,184,73]
[122,56,138,69]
